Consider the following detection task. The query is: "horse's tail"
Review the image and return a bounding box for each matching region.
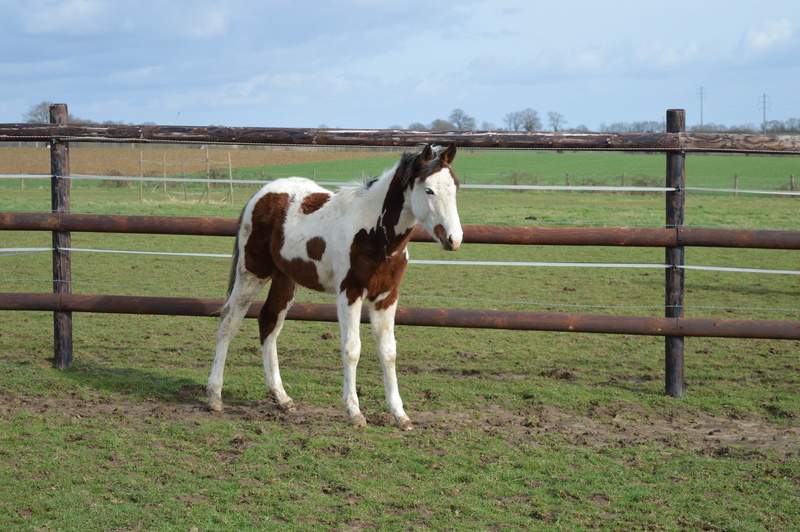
[227,211,245,299]
[227,236,239,299]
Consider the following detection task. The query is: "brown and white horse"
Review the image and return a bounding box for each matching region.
[207,143,462,429]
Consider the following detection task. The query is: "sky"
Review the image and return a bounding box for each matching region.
[1,0,799,131]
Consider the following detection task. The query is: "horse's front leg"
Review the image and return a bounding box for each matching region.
[370,302,412,430]
[337,292,366,427]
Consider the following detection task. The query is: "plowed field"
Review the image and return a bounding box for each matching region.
[0,146,395,176]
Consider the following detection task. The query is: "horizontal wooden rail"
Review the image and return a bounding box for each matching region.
[2,213,800,250]
[1,293,798,340]
[2,123,800,153]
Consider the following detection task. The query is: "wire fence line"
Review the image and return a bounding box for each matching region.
[4,240,799,315]
[3,172,800,196]
[2,277,798,315]
[3,246,799,276]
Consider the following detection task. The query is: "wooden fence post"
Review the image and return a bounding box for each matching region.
[665,109,686,397]
[138,149,143,202]
[162,152,168,200]
[204,146,210,203]
[49,103,73,370]
[181,151,187,200]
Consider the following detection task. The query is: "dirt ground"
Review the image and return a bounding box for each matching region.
[0,146,395,177]
[4,389,797,458]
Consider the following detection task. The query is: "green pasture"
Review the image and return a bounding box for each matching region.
[1,151,799,530]
[249,150,800,192]
[225,149,800,191]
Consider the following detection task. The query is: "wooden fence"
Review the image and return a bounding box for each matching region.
[1,104,799,399]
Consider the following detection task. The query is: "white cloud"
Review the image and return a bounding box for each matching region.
[634,42,699,69]
[18,0,113,36]
[182,8,230,39]
[743,19,793,51]
[107,66,164,85]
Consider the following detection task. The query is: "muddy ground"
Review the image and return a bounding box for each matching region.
[4,389,797,458]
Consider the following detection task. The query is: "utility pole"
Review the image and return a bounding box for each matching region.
[759,93,771,134]
[698,86,704,130]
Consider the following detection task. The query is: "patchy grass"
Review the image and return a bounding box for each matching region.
[1,309,798,529]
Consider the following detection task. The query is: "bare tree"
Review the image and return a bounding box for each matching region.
[23,102,53,123]
[503,110,522,131]
[448,108,476,130]
[429,119,455,131]
[548,111,566,132]
[504,108,541,131]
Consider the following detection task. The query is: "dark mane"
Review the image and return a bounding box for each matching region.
[394,146,448,190]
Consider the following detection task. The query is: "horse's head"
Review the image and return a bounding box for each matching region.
[409,143,463,251]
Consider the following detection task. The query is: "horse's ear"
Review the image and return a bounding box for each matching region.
[418,144,434,165]
[440,142,457,165]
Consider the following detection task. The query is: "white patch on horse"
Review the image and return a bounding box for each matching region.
[372,291,391,304]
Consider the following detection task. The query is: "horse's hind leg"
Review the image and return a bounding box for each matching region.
[259,272,296,411]
[207,270,267,411]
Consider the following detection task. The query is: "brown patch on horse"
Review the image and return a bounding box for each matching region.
[340,227,411,306]
[306,236,326,261]
[433,223,449,247]
[244,192,287,280]
[259,272,296,342]
[245,192,324,291]
[301,192,331,214]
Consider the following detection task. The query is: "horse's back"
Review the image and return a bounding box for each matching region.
[258,177,328,197]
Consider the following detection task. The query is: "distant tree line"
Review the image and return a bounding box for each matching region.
[394,108,574,133]
[21,101,800,135]
[403,108,800,135]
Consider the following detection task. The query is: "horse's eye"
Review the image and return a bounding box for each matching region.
[425,188,434,195]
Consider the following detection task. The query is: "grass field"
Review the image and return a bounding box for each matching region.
[1,146,799,530]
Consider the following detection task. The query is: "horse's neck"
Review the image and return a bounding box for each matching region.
[370,171,416,235]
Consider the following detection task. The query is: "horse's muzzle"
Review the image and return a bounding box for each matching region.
[433,224,461,251]
[443,235,460,251]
